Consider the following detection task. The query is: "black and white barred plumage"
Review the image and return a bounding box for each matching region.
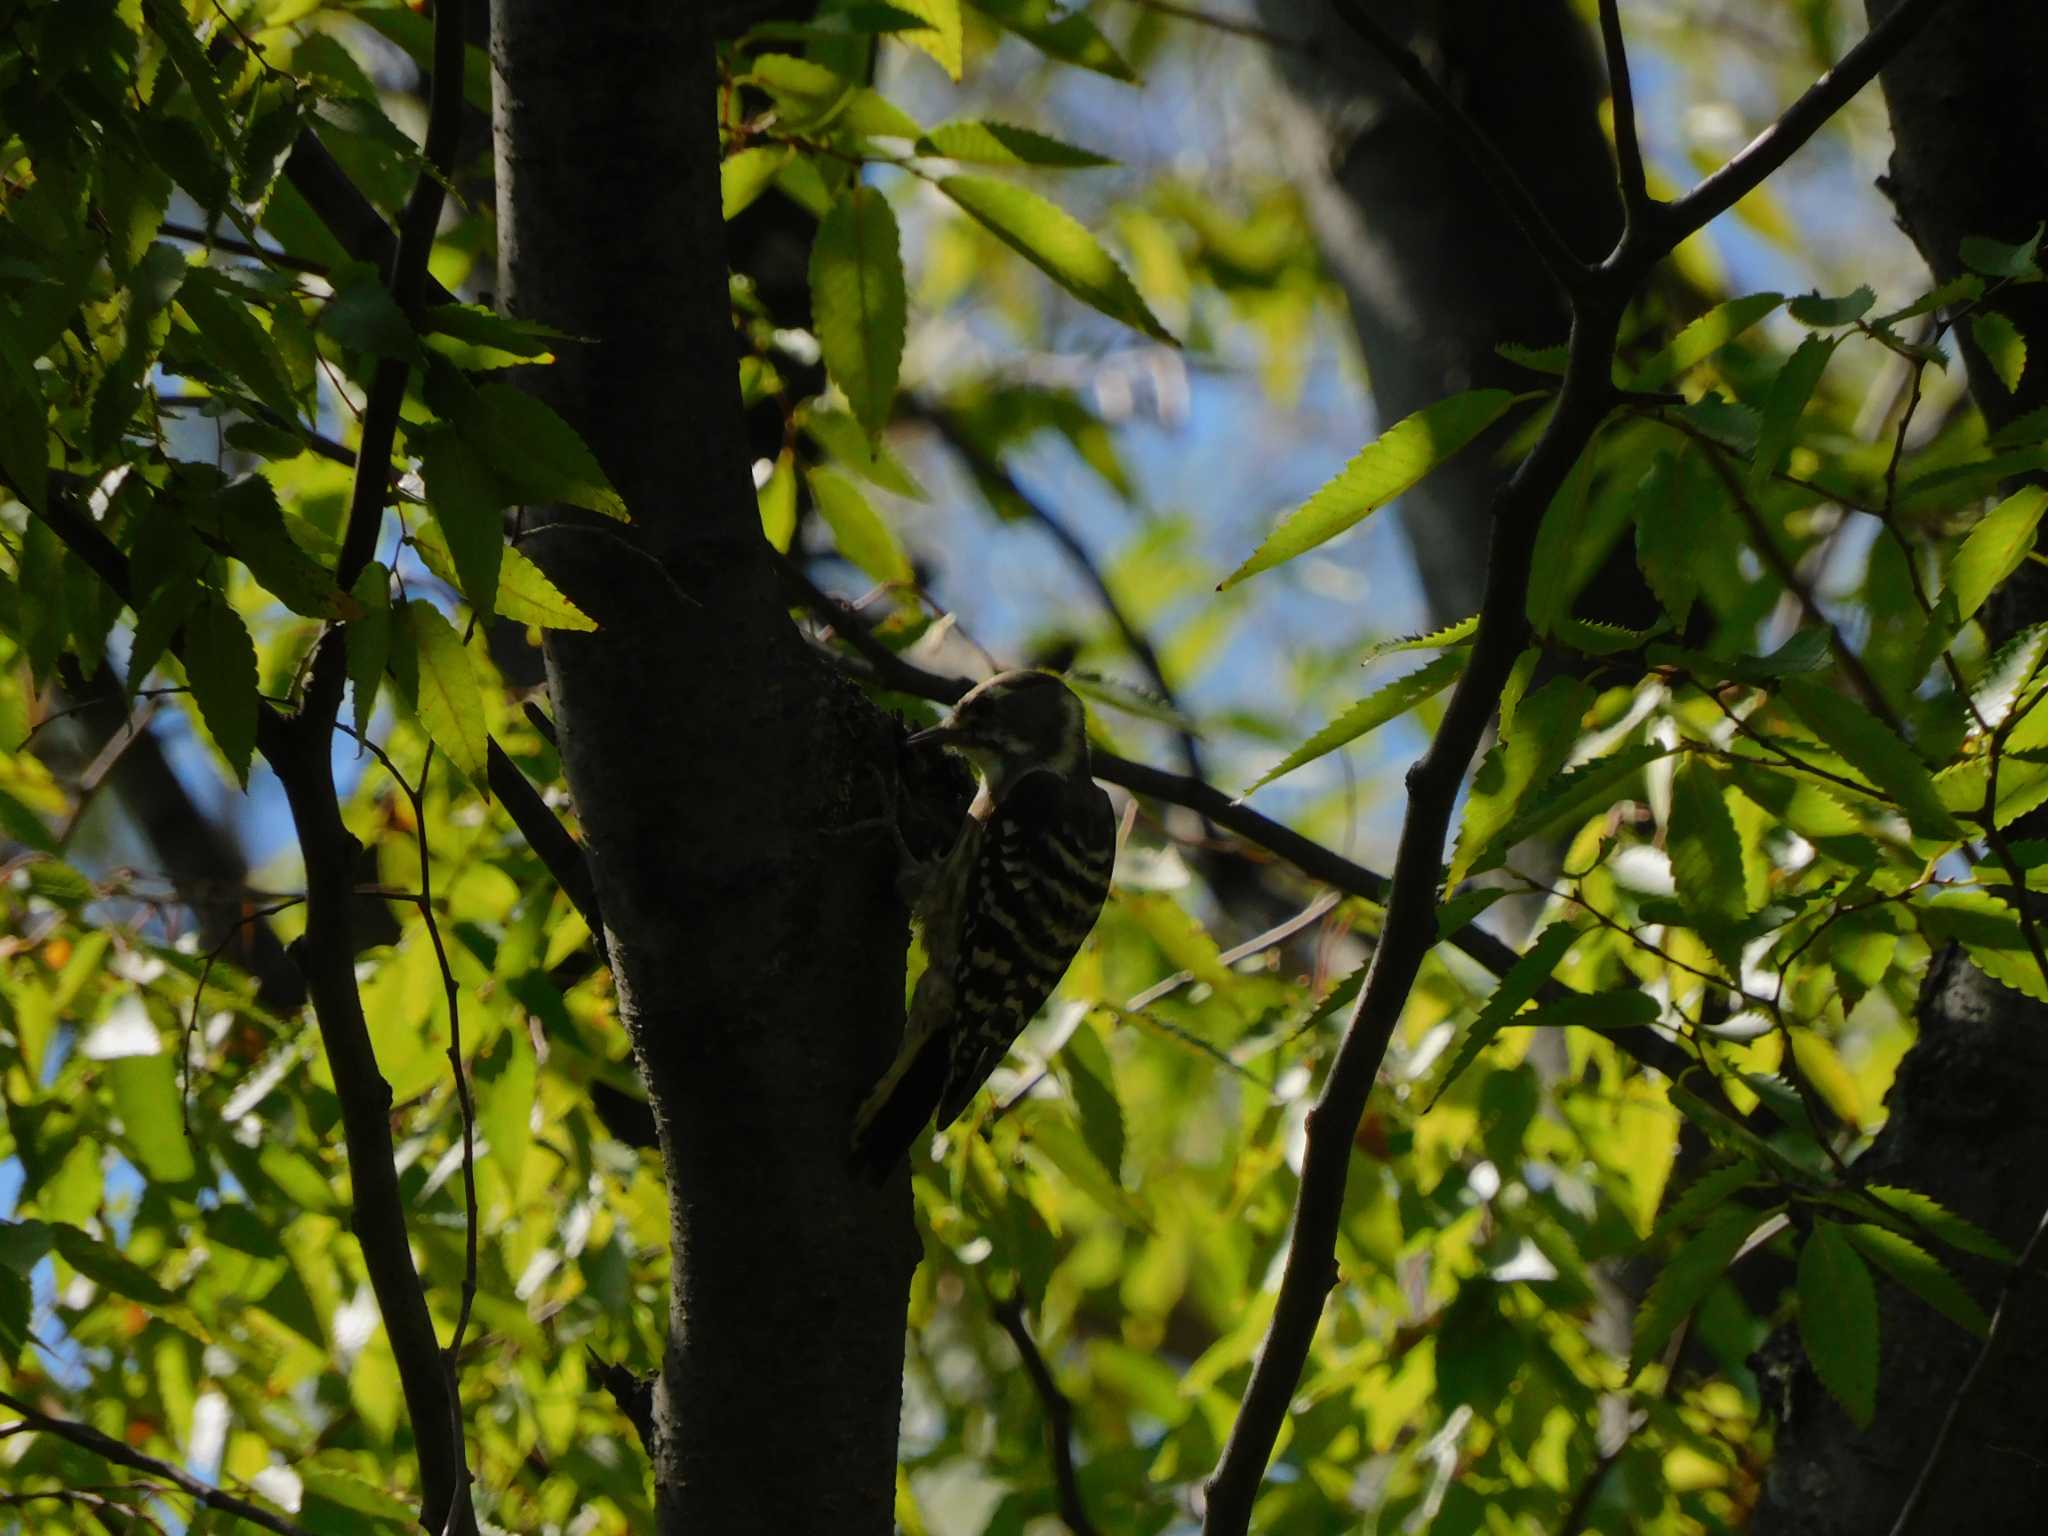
[852,672,1115,1179]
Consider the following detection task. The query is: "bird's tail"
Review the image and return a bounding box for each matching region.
[849,1034,947,1183]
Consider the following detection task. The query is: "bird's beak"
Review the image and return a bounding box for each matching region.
[906,720,957,748]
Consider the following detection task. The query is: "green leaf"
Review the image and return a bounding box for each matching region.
[460,385,627,520]
[1959,225,2043,281]
[1242,650,1466,795]
[1060,1024,1125,1183]
[939,175,1170,342]
[1862,1185,2014,1263]
[1970,310,2027,394]
[348,563,392,739]
[403,600,489,793]
[0,348,49,513]
[420,304,571,362]
[1777,676,1961,840]
[802,406,926,498]
[1632,1205,1769,1374]
[184,592,258,786]
[495,546,597,631]
[1654,1159,1762,1242]
[722,146,791,220]
[208,475,355,620]
[810,468,912,584]
[109,1053,197,1183]
[748,53,859,129]
[1430,922,1578,1105]
[1668,758,1749,926]
[417,426,508,619]
[967,0,1135,80]
[1450,675,1592,882]
[1844,1225,1989,1337]
[52,1222,174,1307]
[887,0,965,78]
[758,447,798,552]
[1436,887,1507,940]
[1949,485,2048,622]
[1361,614,1478,663]
[1753,335,1837,488]
[175,275,302,423]
[1798,1220,1879,1427]
[812,186,907,440]
[1918,890,2048,1002]
[1526,436,1599,635]
[1787,287,1875,327]
[1496,340,1568,375]
[318,263,417,359]
[1221,390,1519,588]
[1515,990,1661,1032]
[1630,293,1785,390]
[917,120,1112,168]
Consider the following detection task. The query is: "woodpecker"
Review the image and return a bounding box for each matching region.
[852,671,1116,1179]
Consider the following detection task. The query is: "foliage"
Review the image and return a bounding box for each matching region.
[0,2,2039,1535]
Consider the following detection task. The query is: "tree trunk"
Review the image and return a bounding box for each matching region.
[490,8,914,1528]
[1751,4,2048,1531]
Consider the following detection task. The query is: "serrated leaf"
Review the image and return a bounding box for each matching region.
[176,275,301,423]
[722,146,789,221]
[939,175,1171,342]
[1753,335,1837,487]
[967,0,1134,80]
[317,262,417,359]
[1630,293,1785,390]
[758,447,798,551]
[495,546,596,631]
[802,407,926,498]
[349,563,392,738]
[1436,887,1507,940]
[1798,1220,1879,1427]
[1970,310,2026,393]
[1777,676,1960,840]
[1553,617,1663,656]
[1918,890,2048,1001]
[208,475,355,619]
[417,426,508,619]
[1221,390,1519,588]
[1788,287,1875,327]
[1862,1185,2014,1263]
[420,305,568,365]
[1514,990,1661,1031]
[461,384,627,520]
[1429,922,1579,1105]
[886,0,964,76]
[1973,623,2048,728]
[1450,675,1593,883]
[749,53,859,129]
[1669,757,1749,925]
[810,468,912,584]
[1496,340,1568,375]
[1949,486,2048,622]
[1243,650,1466,794]
[1845,1225,1989,1337]
[184,592,258,786]
[917,120,1112,168]
[109,1053,196,1183]
[1633,1205,1768,1374]
[403,600,488,794]
[52,1222,174,1307]
[1988,404,2048,451]
[1654,1159,1762,1243]
[812,187,906,439]
[1361,614,1479,663]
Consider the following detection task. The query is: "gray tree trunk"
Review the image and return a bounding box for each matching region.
[490,8,915,1528]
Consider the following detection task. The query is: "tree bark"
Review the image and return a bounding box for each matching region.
[1751,5,2048,1531]
[490,8,915,1529]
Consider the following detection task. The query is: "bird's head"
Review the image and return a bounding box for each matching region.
[909,671,1090,799]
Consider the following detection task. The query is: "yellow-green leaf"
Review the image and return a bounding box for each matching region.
[1221,391,1518,588]
[811,186,906,439]
[810,468,911,584]
[403,600,489,794]
[1970,310,2026,394]
[1777,676,1960,840]
[1949,485,2048,622]
[1243,650,1466,795]
[939,175,1170,343]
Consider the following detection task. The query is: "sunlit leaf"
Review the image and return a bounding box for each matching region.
[1798,1220,1879,1427]
[1242,650,1466,795]
[812,186,907,439]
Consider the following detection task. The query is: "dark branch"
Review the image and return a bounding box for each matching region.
[0,1389,314,1536]
[1597,0,1652,225]
[991,1296,1101,1536]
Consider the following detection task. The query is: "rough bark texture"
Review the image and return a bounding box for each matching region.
[491,8,915,1529]
[1254,0,1639,628]
[1750,4,2048,1532]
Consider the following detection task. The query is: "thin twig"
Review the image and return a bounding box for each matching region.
[182,896,307,1129]
[990,1295,1102,1536]
[1327,0,1593,297]
[1119,0,1310,52]
[1597,0,1653,227]
[1886,1198,2048,1536]
[0,1389,314,1536]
